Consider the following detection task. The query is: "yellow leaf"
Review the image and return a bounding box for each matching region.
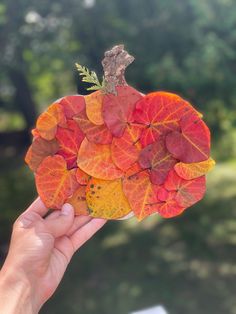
[86,178,131,219]
[174,157,215,180]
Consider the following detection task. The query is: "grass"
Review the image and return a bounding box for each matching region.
[0,159,236,314]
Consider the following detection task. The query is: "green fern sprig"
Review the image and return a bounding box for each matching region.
[75,62,105,91]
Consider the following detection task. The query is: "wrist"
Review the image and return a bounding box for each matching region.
[0,264,40,314]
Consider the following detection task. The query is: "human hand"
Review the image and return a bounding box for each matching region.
[0,198,106,314]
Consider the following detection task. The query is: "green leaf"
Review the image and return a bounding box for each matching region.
[75,63,105,91]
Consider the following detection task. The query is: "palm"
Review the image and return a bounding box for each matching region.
[38,225,76,298]
[6,198,106,308]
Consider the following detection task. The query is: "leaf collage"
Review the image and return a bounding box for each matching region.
[25,87,215,221]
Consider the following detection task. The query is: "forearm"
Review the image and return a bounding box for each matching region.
[0,265,38,314]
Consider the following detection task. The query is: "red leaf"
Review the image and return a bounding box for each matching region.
[102,85,143,137]
[111,124,143,171]
[157,186,169,201]
[60,95,85,119]
[25,137,59,172]
[133,92,199,146]
[56,120,84,169]
[154,186,185,218]
[164,169,206,207]
[138,138,177,185]
[156,192,185,218]
[165,113,210,162]
[36,155,78,209]
[74,110,112,144]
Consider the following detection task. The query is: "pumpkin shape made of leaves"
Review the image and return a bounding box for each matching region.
[25,46,215,221]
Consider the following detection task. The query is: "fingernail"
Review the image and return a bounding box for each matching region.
[61,203,74,216]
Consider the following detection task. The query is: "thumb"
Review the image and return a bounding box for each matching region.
[45,203,74,238]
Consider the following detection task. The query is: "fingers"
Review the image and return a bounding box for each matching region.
[15,211,43,229]
[24,197,49,217]
[45,212,92,236]
[66,215,92,236]
[70,218,106,251]
[45,210,61,221]
[44,204,74,238]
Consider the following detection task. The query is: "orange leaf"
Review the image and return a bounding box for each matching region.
[25,137,59,172]
[85,90,104,125]
[36,103,66,140]
[66,185,89,215]
[174,158,215,180]
[77,138,123,180]
[122,164,159,221]
[31,128,40,137]
[86,177,131,219]
[36,155,78,209]
[76,167,90,185]
[111,124,142,171]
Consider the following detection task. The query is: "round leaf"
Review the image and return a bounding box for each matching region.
[165,113,210,162]
[102,85,143,137]
[60,95,85,119]
[85,90,104,125]
[133,92,200,146]
[74,110,112,144]
[138,139,177,185]
[122,164,160,221]
[36,155,78,209]
[111,124,142,171]
[86,178,131,219]
[25,137,59,172]
[77,138,123,180]
[36,103,66,140]
[164,169,206,207]
[56,120,84,169]
[174,158,215,180]
[67,185,89,215]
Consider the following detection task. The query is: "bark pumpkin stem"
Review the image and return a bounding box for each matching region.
[102,44,135,94]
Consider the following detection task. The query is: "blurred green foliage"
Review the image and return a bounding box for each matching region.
[0,0,236,159]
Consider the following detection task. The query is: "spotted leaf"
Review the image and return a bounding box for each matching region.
[86,178,131,219]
